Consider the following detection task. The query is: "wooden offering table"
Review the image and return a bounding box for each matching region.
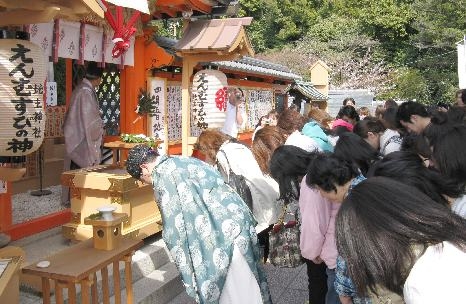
[62,165,162,241]
[22,238,143,304]
[104,141,139,167]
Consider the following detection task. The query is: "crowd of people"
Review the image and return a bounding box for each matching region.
[125,92,466,304]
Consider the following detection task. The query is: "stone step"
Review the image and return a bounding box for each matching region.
[110,262,184,304]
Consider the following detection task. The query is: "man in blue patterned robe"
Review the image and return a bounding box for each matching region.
[126,144,271,304]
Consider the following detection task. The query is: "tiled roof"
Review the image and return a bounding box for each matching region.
[211,57,302,81]
[286,80,328,101]
[155,33,302,81]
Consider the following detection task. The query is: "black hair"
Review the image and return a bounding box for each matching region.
[400,133,431,159]
[85,61,104,80]
[396,101,429,124]
[429,124,466,186]
[381,107,398,130]
[336,177,466,296]
[384,99,398,109]
[458,89,466,104]
[337,105,360,122]
[306,153,359,193]
[447,106,466,124]
[269,145,316,201]
[423,109,456,144]
[343,97,355,106]
[126,144,159,180]
[368,151,463,206]
[334,132,380,176]
[353,119,385,139]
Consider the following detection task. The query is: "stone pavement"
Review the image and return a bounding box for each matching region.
[168,263,309,304]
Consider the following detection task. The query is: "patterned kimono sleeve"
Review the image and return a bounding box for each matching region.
[335,256,371,304]
[153,169,199,300]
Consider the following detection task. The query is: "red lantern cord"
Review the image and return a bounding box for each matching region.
[101,0,140,58]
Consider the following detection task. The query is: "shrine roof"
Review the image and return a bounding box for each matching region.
[211,57,302,81]
[286,80,328,101]
[155,35,302,81]
[175,17,254,56]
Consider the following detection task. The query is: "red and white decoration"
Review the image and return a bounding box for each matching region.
[27,20,135,66]
[100,0,141,59]
[191,69,229,130]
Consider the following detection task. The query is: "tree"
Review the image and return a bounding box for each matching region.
[239,0,318,52]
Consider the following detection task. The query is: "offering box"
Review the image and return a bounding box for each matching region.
[62,165,162,241]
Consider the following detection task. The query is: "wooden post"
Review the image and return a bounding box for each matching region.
[181,58,196,156]
[113,261,121,304]
[42,277,51,304]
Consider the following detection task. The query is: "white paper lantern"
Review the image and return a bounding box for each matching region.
[191,69,228,129]
[0,39,46,156]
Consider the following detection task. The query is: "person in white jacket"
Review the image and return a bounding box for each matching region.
[196,129,281,234]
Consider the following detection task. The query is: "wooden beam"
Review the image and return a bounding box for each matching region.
[0,7,60,26]
[4,209,71,241]
[81,0,105,18]
[181,58,195,156]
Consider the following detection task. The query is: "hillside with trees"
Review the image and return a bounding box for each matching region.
[239,0,466,104]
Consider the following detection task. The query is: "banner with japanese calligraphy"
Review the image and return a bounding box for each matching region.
[167,84,182,141]
[147,77,167,154]
[28,22,54,60]
[191,69,228,130]
[0,39,46,156]
[246,89,274,130]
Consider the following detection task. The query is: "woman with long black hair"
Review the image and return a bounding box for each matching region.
[336,177,466,303]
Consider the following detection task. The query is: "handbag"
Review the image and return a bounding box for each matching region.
[217,150,254,211]
[268,204,303,268]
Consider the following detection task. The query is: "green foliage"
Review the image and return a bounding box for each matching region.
[240,0,466,104]
[136,88,156,115]
[120,133,159,147]
[379,68,429,103]
[239,0,318,52]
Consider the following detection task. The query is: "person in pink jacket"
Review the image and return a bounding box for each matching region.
[299,181,340,270]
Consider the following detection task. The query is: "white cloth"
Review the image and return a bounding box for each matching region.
[285,130,321,152]
[452,194,466,218]
[216,142,281,232]
[220,244,263,304]
[458,43,466,89]
[403,241,466,304]
[379,129,401,156]
[221,102,246,138]
[252,125,264,141]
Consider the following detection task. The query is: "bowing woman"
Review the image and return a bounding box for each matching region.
[126,144,271,304]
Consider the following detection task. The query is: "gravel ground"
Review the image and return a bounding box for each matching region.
[12,185,66,224]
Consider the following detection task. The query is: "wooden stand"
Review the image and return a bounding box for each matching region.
[22,238,142,304]
[61,165,162,241]
[84,213,128,251]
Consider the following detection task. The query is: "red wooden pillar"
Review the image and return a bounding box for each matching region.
[0,184,12,232]
[120,36,146,136]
